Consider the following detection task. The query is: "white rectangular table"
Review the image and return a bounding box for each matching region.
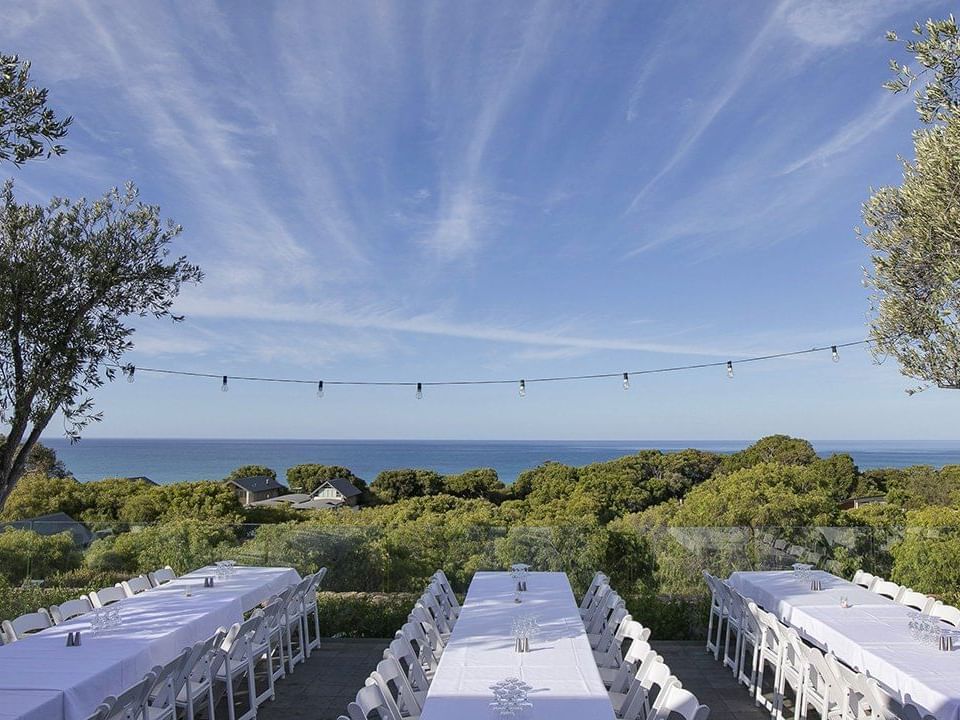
[420,571,616,720]
[0,564,300,720]
[728,570,960,720]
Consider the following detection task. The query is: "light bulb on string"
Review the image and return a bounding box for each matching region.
[221,375,229,393]
[622,372,630,390]
[317,380,324,398]
[726,361,734,379]
[126,365,135,383]
[416,382,423,400]
[831,346,839,363]
[519,379,526,397]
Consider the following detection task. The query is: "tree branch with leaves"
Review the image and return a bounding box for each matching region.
[0,54,71,165]
[862,15,960,392]
[0,182,202,505]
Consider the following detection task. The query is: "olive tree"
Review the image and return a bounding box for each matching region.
[0,53,71,165]
[861,16,960,391]
[0,182,202,506]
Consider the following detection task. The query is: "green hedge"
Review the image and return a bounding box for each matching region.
[316,591,418,638]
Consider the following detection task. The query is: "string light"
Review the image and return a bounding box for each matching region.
[416,382,423,400]
[126,365,135,383]
[112,337,874,396]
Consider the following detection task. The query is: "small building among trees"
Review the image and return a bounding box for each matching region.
[307,478,362,507]
[226,476,286,506]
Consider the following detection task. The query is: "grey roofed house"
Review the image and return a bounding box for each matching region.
[310,478,362,506]
[226,475,287,506]
[124,476,158,486]
[1,512,94,547]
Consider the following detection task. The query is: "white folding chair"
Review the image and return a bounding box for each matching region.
[718,581,744,675]
[595,618,648,669]
[850,570,878,591]
[752,607,785,712]
[590,606,630,652]
[50,596,94,625]
[930,602,960,627]
[602,642,657,693]
[773,627,806,720]
[346,683,394,720]
[430,570,460,616]
[417,593,454,637]
[176,630,225,720]
[250,597,286,705]
[702,571,726,660]
[587,590,625,635]
[147,648,192,720]
[426,579,459,628]
[581,581,612,625]
[870,580,904,602]
[216,616,263,720]
[651,686,711,720]
[273,585,303,674]
[385,636,432,708]
[120,575,153,598]
[618,659,681,720]
[398,621,442,673]
[898,589,935,614]
[580,571,609,614]
[148,566,177,587]
[101,671,157,720]
[302,567,327,653]
[367,656,423,719]
[90,585,126,608]
[409,605,448,657]
[737,600,763,694]
[2,610,52,642]
[798,645,844,720]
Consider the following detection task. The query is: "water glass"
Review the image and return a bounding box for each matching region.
[90,608,104,635]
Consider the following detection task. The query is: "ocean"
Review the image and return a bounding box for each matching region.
[39,438,960,486]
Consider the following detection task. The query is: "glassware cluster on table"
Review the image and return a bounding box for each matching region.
[791,563,813,583]
[89,605,122,634]
[489,677,533,718]
[512,614,538,653]
[214,560,237,581]
[908,610,958,651]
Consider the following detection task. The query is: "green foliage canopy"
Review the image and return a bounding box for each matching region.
[0,54,71,165]
[864,15,960,390]
[0,182,202,506]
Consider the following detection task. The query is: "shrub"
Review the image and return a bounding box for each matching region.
[0,528,81,583]
[315,591,418,637]
[86,520,238,575]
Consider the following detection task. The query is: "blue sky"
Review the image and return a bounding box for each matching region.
[4,0,959,441]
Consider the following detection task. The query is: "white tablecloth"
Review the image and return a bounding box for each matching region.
[420,571,616,720]
[0,565,300,720]
[728,570,960,720]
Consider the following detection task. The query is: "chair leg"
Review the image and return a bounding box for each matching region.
[225,671,237,720]
[246,659,258,718]
[311,606,321,651]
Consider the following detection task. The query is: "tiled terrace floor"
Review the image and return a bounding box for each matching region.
[257,638,771,720]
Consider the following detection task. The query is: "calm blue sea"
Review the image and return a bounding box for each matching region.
[39,438,960,486]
